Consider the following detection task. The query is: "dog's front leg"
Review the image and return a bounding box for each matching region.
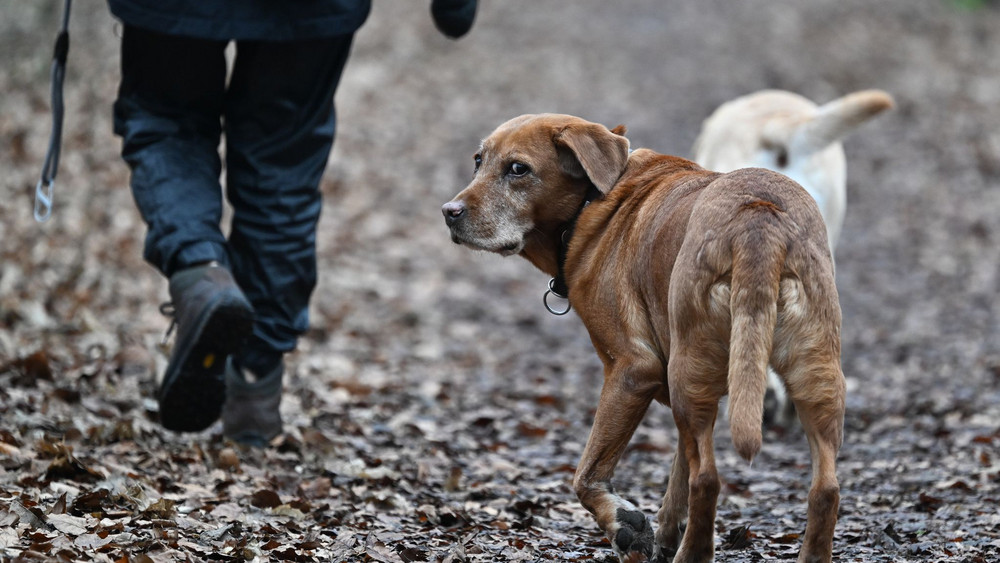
[573,367,660,562]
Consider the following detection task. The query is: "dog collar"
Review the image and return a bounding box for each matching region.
[544,184,603,315]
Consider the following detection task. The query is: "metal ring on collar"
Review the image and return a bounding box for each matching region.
[543,288,571,316]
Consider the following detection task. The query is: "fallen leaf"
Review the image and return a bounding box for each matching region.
[516,422,548,438]
[216,447,240,472]
[444,466,463,492]
[71,489,117,518]
[10,499,46,529]
[47,513,91,536]
[141,498,176,519]
[271,504,307,520]
[73,532,113,549]
[44,453,104,483]
[251,489,282,509]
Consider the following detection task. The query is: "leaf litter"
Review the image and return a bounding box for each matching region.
[4,1,1000,562]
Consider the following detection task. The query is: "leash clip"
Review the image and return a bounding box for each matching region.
[33,0,72,224]
[543,278,571,316]
[34,178,54,223]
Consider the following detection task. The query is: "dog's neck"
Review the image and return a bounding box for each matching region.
[551,184,603,298]
[520,184,603,309]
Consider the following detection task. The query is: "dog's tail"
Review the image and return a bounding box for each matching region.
[727,207,785,462]
[793,89,895,154]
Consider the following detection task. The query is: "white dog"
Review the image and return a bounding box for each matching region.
[695,89,894,255]
[694,89,893,426]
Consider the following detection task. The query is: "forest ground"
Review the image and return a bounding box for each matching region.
[2,1,1000,561]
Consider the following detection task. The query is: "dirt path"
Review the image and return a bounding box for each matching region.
[2,1,999,561]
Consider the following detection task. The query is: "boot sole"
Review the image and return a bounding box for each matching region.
[158,292,254,432]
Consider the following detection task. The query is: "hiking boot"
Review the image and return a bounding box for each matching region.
[222,357,283,447]
[158,264,254,432]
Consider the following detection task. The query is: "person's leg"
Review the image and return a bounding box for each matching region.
[114,26,230,275]
[220,34,355,444]
[114,27,253,432]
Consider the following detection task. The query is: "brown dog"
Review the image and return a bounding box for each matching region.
[442,114,845,563]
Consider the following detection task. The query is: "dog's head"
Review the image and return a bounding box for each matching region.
[442,114,629,258]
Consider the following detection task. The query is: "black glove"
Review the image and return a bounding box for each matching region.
[431,0,477,39]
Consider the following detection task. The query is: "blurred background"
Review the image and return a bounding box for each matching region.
[2,1,999,561]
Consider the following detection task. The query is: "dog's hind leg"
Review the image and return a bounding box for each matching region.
[786,360,845,563]
[770,272,844,562]
[667,351,724,563]
[573,365,661,562]
[654,437,688,559]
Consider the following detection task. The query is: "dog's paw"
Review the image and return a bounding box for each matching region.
[652,521,687,563]
[612,508,655,561]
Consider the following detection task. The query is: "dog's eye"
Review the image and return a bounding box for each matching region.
[508,162,530,177]
[473,154,482,173]
[775,148,788,169]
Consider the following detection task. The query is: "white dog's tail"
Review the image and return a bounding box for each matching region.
[792,89,894,154]
[727,211,785,462]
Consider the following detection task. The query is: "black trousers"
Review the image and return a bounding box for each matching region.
[114,26,353,366]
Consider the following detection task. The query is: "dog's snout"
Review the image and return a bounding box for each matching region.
[442,200,466,227]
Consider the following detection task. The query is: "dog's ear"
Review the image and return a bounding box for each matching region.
[554,123,630,193]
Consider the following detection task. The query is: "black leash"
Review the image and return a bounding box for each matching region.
[543,184,603,315]
[34,0,73,223]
